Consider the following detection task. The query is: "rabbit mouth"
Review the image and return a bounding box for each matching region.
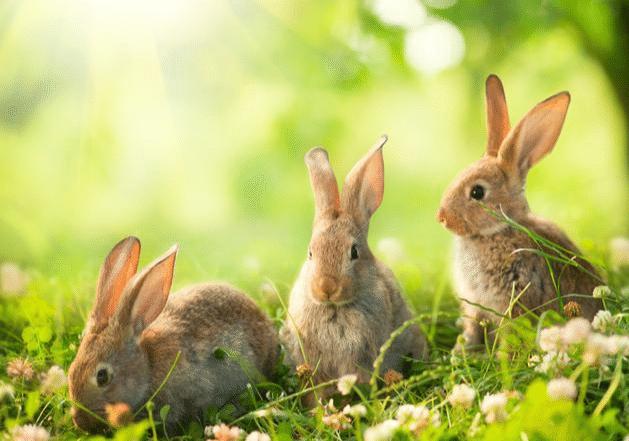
[318,298,353,307]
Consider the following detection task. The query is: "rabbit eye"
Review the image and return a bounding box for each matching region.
[308,249,313,259]
[351,244,359,260]
[96,367,111,387]
[470,185,485,200]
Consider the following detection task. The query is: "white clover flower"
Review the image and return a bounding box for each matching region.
[480,393,508,424]
[408,406,434,433]
[534,351,570,374]
[10,424,50,441]
[528,354,541,367]
[561,318,591,345]
[337,374,357,395]
[592,310,615,333]
[539,326,563,352]
[245,432,271,441]
[447,384,476,408]
[592,285,611,299]
[583,333,611,365]
[394,404,439,435]
[547,377,577,401]
[364,419,400,441]
[40,365,67,394]
[210,423,242,441]
[0,381,15,400]
[606,335,629,356]
[323,399,338,413]
[343,404,367,418]
[395,404,417,424]
[0,262,30,296]
[609,237,629,268]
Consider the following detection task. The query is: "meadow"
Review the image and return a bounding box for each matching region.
[0,1,628,440]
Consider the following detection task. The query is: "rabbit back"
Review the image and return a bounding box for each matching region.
[142,282,279,424]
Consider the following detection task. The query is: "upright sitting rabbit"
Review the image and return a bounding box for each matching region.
[68,237,279,432]
[280,136,427,396]
[437,75,602,349]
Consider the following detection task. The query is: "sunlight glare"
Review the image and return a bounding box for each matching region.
[404,20,465,75]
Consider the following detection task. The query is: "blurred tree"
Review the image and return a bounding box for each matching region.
[421,0,629,167]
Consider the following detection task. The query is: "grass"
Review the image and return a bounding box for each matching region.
[0,215,628,441]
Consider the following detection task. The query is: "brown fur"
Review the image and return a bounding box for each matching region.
[437,75,602,349]
[280,137,427,399]
[68,238,279,432]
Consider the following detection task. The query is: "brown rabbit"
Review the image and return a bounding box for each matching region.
[280,136,427,398]
[437,75,602,350]
[68,237,279,432]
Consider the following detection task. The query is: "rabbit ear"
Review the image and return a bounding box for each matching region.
[497,92,570,179]
[485,74,510,157]
[90,237,141,328]
[118,245,178,334]
[305,147,340,220]
[341,135,387,225]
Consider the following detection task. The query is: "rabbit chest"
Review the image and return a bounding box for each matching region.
[454,228,547,316]
[296,301,388,381]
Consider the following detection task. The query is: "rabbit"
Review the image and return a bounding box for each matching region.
[68,237,279,432]
[437,74,603,350]
[280,136,428,399]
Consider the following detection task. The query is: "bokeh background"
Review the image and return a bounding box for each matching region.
[0,0,627,315]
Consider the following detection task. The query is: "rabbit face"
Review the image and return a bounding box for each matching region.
[437,75,571,238]
[437,156,528,237]
[68,237,177,433]
[302,136,387,305]
[306,215,368,304]
[68,324,150,431]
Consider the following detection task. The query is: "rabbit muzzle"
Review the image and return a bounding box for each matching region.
[437,206,469,236]
[311,275,347,304]
[71,406,108,433]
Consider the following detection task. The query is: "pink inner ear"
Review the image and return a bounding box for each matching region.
[96,238,140,322]
[485,75,510,157]
[342,143,385,221]
[361,150,384,216]
[497,92,570,175]
[305,147,340,219]
[130,248,176,329]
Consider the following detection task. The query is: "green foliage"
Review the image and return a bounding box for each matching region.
[0,0,627,440]
[482,381,603,441]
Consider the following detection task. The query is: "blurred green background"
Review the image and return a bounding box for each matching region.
[0,0,627,313]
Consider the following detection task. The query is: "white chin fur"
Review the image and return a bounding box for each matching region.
[310,296,353,307]
[478,222,508,236]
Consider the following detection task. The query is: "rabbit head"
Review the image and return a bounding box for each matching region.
[302,135,387,305]
[68,237,177,432]
[437,74,571,237]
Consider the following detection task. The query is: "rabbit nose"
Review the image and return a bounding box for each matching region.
[317,276,339,299]
[71,408,92,431]
[437,207,447,225]
[72,407,106,432]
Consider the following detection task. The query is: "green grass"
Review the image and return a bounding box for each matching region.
[1,216,628,441]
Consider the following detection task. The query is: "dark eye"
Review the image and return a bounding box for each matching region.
[308,249,312,259]
[470,184,485,200]
[351,244,359,260]
[96,368,110,387]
